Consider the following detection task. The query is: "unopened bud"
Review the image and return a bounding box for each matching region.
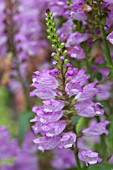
[62,50,67,56]
[60,43,65,48]
[60,56,65,61]
[52,60,57,65]
[64,59,69,64]
[51,52,56,57]
[46,8,50,14]
[65,63,72,68]
[58,48,62,52]
[52,44,56,49]
[67,69,74,76]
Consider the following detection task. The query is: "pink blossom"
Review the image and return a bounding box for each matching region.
[78,149,102,166]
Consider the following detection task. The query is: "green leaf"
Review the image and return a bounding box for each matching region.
[0,87,18,136]
[0,87,10,106]
[71,115,80,125]
[95,72,102,81]
[0,157,15,165]
[106,115,113,152]
[107,115,113,152]
[88,163,113,170]
[18,110,34,145]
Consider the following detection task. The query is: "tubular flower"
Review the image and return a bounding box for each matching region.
[78,149,102,166]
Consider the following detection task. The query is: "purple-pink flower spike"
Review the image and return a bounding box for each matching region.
[0,0,113,169]
[29,9,108,169]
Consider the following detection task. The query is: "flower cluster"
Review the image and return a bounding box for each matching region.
[1,0,113,169]
[0,126,39,170]
[78,149,102,166]
[30,9,110,166]
[14,0,40,57]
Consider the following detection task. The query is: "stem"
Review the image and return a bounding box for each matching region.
[72,145,82,170]
[60,62,67,100]
[75,150,81,170]
[83,45,93,82]
[100,25,112,66]
[73,126,82,170]
[96,117,108,161]
[98,2,113,67]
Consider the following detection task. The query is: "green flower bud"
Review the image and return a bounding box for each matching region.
[47,29,51,34]
[60,43,65,49]
[47,35,52,40]
[66,0,72,6]
[64,59,69,64]
[52,44,57,49]
[62,50,67,56]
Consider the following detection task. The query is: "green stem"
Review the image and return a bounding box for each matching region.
[73,145,82,170]
[100,25,113,66]
[98,2,113,67]
[84,46,93,82]
[73,126,82,170]
[75,151,81,170]
[96,117,108,161]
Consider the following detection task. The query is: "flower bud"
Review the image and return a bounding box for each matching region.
[60,43,65,49]
[64,59,69,64]
[60,56,65,61]
[52,60,57,65]
[62,50,67,56]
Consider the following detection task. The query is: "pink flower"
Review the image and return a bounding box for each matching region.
[33,136,60,152]
[75,82,97,101]
[107,31,113,44]
[59,132,76,149]
[65,32,88,47]
[78,149,102,166]
[82,120,110,136]
[43,99,64,112]
[68,45,85,59]
[65,80,82,96]
[30,70,59,100]
[41,121,66,137]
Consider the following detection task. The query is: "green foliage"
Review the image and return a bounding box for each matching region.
[88,163,113,170]
[107,115,113,153]
[0,157,15,166]
[95,72,103,81]
[0,87,17,136]
[71,115,81,125]
[18,109,34,145]
[76,117,87,133]
[0,86,10,105]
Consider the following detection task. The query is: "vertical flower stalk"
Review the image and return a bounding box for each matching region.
[6,0,32,109]
[46,9,68,100]
[30,9,107,169]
